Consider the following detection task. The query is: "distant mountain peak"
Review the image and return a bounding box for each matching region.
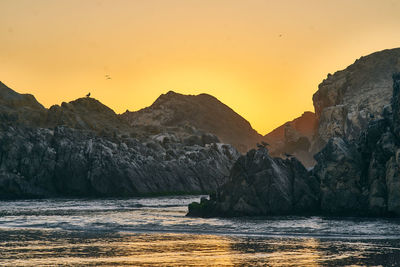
[123,91,262,152]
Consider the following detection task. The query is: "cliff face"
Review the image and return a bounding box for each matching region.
[263,48,400,166]
[312,89,398,216]
[188,73,400,218]
[0,126,238,198]
[264,111,317,167]
[121,91,263,153]
[0,83,240,199]
[312,48,400,152]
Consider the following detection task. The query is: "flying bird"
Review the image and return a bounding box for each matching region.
[105,74,112,80]
[86,92,91,97]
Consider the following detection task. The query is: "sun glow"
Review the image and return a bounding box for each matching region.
[1,0,400,133]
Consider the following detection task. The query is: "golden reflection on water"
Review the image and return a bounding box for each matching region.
[0,231,326,266]
[0,230,394,266]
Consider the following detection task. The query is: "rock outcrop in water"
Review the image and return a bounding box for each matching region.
[121,91,263,153]
[0,82,240,199]
[188,147,320,217]
[188,73,400,218]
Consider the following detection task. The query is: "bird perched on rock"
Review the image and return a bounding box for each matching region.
[86,92,91,97]
[261,141,269,147]
[257,143,269,150]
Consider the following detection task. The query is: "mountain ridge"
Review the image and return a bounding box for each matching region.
[121,90,263,153]
[0,83,241,198]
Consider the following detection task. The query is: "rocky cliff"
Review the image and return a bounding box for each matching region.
[121,91,263,153]
[313,73,400,216]
[0,83,240,199]
[0,125,238,198]
[263,48,400,166]
[188,73,400,218]
[312,48,400,152]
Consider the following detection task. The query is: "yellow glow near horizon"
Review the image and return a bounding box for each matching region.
[1,0,400,134]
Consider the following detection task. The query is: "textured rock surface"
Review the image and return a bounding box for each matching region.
[0,83,240,199]
[122,91,263,153]
[187,147,320,217]
[0,125,239,199]
[189,73,400,218]
[313,137,365,214]
[310,73,400,216]
[312,48,400,152]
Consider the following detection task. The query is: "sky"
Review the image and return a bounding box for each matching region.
[1,0,400,134]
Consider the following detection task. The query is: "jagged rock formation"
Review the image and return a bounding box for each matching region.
[121,91,263,153]
[264,111,317,167]
[313,137,365,214]
[312,48,400,153]
[0,83,240,199]
[0,126,238,198]
[313,73,400,216]
[187,147,320,217]
[189,73,400,218]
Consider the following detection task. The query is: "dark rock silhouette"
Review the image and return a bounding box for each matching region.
[187,147,319,217]
[0,126,238,198]
[121,91,263,153]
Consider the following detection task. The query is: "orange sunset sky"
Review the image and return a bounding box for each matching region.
[1,0,400,134]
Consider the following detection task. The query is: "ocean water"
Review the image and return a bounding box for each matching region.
[0,195,400,266]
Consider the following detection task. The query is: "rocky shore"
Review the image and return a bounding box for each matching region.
[188,71,400,218]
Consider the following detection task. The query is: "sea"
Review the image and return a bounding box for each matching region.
[0,195,400,266]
